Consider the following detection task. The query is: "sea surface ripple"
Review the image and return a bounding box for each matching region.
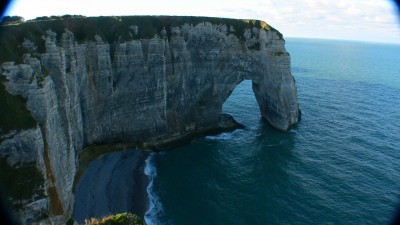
[144,38,400,225]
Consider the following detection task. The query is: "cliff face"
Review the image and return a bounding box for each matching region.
[0,16,299,223]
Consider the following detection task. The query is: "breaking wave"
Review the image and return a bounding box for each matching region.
[144,153,163,225]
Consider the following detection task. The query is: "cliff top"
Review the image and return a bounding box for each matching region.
[0,15,282,63]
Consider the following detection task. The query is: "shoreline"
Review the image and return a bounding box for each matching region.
[72,149,150,223]
[132,151,150,218]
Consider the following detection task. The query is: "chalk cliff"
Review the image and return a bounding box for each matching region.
[0,16,299,223]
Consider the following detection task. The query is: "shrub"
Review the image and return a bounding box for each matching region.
[0,15,283,64]
[0,16,24,24]
[85,213,146,225]
[0,76,37,136]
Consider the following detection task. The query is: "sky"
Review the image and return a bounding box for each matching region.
[3,0,400,44]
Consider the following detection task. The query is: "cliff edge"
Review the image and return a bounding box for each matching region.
[0,15,299,223]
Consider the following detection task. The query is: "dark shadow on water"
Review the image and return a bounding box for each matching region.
[256,117,298,149]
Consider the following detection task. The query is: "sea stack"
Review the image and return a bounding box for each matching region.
[0,16,299,223]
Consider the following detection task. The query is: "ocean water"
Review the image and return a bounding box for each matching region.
[144,38,400,225]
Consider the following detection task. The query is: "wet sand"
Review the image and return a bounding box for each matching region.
[73,149,149,223]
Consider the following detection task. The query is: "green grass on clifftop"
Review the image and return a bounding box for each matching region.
[0,15,282,64]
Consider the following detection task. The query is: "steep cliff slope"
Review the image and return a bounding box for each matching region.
[0,16,299,223]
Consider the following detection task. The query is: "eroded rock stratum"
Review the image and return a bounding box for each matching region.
[0,16,299,223]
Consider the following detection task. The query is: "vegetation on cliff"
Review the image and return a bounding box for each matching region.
[0,158,44,209]
[0,76,37,137]
[0,15,293,223]
[82,213,146,225]
[0,15,282,63]
[0,15,282,138]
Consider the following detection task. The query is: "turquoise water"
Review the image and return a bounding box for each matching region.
[144,38,400,225]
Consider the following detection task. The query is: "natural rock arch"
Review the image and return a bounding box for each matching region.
[1,16,299,222]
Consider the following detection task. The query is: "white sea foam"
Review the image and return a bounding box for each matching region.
[205,132,235,140]
[144,153,163,225]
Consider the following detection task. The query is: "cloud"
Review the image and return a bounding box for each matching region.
[5,0,400,43]
[217,0,400,43]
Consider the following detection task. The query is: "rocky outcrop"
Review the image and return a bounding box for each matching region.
[0,16,299,223]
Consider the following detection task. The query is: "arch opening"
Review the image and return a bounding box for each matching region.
[222,80,260,128]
